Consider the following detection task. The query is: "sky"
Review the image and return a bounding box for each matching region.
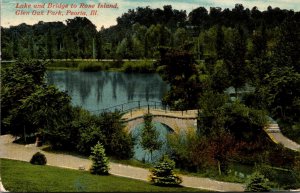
[1,0,300,30]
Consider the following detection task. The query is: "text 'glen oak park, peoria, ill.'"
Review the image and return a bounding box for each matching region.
[15,2,118,16]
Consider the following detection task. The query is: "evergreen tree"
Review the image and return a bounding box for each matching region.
[245,172,271,192]
[149,155,182,186]
[140,113,162,162]
[89,142,110,175]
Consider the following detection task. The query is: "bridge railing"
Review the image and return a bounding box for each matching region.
[89,100,198,116]
[90,100,166,114]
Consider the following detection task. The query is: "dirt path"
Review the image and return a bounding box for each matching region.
[0,135,244,192]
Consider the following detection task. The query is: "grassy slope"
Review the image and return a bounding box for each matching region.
[0,159,204,192]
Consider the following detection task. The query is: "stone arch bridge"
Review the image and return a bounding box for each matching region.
[122,108,198,133]
[93,100,299,152]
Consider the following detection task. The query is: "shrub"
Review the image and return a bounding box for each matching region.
[89,142,110,175]
[78,62,106,72]
[149,155,182,186]
[122,61,155,73]
[245,172,271,192]
[30,152,47,165]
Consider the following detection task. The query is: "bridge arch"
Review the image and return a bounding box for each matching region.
[122,108,198,134]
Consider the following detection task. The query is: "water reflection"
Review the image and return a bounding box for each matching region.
[46,71,169,111]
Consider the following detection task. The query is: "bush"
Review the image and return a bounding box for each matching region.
[149,155,182,186]
[78,62,105,72]
[245,172,271,192]
[89,142,110,175]
[30,152,47,165]
[122,61,155,73]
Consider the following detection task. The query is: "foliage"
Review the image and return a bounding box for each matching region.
[89,142,110,175]
[245,172,271,192]
[1,7,299,60]
[19,85,72,135]
[149,155,182,186]
[257,164,300,189]
[167,128,198,171]
[267,143,297,168]
[122,61,155,73]
[1,60,46,136]
[156,48,202,110]
[223,26,249,97]
[74,110,134,159]
[30,152,47,165]
[97,112,134,159]
[140,114,162,162]
[257,66,300,123]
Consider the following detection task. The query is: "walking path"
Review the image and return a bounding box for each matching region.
[0,177,7,192]
[0,135,244,192]
[265,124,300,152]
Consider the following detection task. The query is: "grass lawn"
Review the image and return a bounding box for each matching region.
[0,159,205,192]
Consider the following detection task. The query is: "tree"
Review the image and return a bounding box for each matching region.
[89,142,110,175]
[205,129,237,175]
[257,66,300,122]
[149,155,182,186]
[156,48,202,109]
[188,7,208,27]
[167,128,199,172]
[47,29,54,59]
[215,25,225,59]
[245,172,271,192]
[140,113,162,162]
[1,60,46,136]
[145,24,172,57]
[223,26,248,98]
[173,28,187,48]
[251,22,267,59]
[95,33,103,60]
[4,85,73,145]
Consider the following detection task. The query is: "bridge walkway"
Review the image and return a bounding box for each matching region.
[122,108,198,121]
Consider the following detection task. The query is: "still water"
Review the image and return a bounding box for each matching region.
[46,71,169,111]
[47,71,171,162]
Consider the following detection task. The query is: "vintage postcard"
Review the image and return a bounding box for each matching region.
[1,0,300,192]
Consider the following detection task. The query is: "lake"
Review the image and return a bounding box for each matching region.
[47,70,171,162]
[46,71,169,111]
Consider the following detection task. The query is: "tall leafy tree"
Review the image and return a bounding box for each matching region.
[47,29,54,60]
[223,26,248,97]
[1,60,46,136]
[251,22,267,59]
[95,32,103,60]
[156,48,202,109]
[215,25,225,59]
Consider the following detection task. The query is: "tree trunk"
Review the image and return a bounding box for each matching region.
[235,87,238,100]
[23,126,27,143]
[218,160,222,176]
